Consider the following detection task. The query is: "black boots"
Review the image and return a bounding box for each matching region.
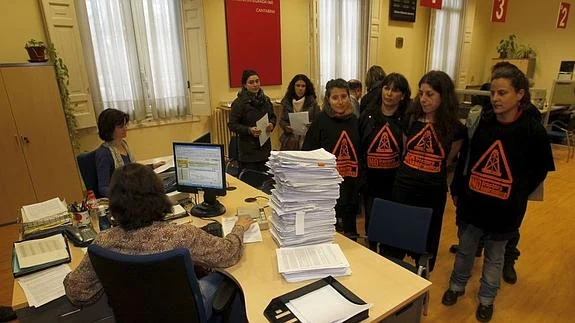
[502,261,517,284]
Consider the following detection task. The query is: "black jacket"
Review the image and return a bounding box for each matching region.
[228,89,277,163]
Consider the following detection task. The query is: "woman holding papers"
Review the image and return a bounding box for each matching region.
[228,69,277,172]
[389,71,466,272]
[95,108,164,197]
[279,74,320,150]
[359,73,411,251]
[302,79,360,240]
[64,163,254,320]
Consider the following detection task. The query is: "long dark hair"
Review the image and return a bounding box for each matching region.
[406,70,459,141]
[282,74,317,102]
[109,163,172,230]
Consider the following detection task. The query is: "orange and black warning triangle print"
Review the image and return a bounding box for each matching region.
[366,124,401,169]
[469,140,513,200]
[404,123,445,173]
[332,131,358,177]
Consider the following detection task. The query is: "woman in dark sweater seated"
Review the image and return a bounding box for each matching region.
[94,108,163,197]
[64,163,254,319]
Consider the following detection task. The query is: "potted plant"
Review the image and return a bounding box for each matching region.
[25,39,47,62]
[493,34,536,78]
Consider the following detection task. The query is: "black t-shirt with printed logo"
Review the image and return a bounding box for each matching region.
[394,120,467,192]
[302,110,361,206]
[359,110,405,198]
[454,112,554,239]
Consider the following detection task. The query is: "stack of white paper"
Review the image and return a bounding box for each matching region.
[276,243,351,282]
[17,264,71,307]
[21,197,68,223]
[267,149,342,247]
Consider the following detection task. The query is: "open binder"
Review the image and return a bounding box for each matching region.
[264,276,369,323]
[12,233,72,278]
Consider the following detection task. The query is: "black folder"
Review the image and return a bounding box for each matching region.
[264,276,369,323]
[12,233,72,278]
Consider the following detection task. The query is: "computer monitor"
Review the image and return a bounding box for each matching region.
[550,80,575,107]
[172,142,226,217]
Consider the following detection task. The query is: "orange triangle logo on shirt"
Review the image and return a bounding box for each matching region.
[332,131,358,177]
[404,123,445,173]
[366,124,401,169]
[469,140,513,200]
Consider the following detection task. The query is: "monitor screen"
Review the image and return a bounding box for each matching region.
[172,142,227,217]
[551,80,575,106]
[173,143,225,192]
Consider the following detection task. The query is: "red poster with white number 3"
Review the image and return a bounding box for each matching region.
[491,0,508,23]
[557,2,570,29]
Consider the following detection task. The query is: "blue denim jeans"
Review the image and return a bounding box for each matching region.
[198,272,225,319]
[449,223,508,305]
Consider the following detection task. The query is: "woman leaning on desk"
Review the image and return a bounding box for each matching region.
[64,163,254,319]
[95,108,164,197]
[228,69,277,172]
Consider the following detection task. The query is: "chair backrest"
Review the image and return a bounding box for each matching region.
[367,198,432,255]
[76,150,100,197]
[238,169,273,194]
[88,245,207,323]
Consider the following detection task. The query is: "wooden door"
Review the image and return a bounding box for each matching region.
[0,68,37,224]
[40,0,96,129]
[1,65,83,204]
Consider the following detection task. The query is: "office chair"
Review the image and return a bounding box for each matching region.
[238,169,274,194]
[76,150,100,198]
[88,245,243,323]
[367,198,432,316]
[547,119,574,162]
[226,134,240,177]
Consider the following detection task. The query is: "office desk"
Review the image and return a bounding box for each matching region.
[12,175,431,322]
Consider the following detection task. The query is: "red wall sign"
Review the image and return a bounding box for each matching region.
[491,0,508,23]
[420,0,442,9]
[557,2,571,29]
[225,0,282,87]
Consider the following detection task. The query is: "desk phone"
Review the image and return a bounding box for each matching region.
[237,206,268,230]
[64,225,97,247]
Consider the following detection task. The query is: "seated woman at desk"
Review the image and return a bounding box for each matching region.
[95,108,163,197]
[64,163,254,319]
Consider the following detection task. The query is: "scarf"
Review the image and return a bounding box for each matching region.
[102,140,135,169]
[239,88,267,107]
[292,97,305,112]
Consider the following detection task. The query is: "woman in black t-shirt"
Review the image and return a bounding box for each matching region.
[359,73,411,250]
[386,71,466,272]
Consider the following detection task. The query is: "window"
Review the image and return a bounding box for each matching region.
[84,0,188,120]
[316,0,368,95]
[427,0,465,80]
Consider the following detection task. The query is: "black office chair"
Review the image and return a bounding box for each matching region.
[76,150,101,198]
[367,198,432,315]
[238,169,274,194]
[88,245,243,323]
[226,134,240,177]
[547,119,574,162]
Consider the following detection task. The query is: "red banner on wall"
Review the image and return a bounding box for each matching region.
[557,2,571,29]
[420,0,442,10]
[491,0,508,23]
[225,0,282,88]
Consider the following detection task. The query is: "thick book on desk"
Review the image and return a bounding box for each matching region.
[12,233,72,278]
[264,276,369,323]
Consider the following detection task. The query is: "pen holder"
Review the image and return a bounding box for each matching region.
[72,211,90,227]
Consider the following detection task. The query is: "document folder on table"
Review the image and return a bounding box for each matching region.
[12,233,72,278]
[264,276,370,323]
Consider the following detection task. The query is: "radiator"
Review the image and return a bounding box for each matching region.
[213,106,232,158]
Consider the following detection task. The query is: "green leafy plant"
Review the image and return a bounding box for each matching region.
[46,43,80,151]
[496,34,536,59]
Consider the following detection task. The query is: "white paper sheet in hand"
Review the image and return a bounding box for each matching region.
[288,112,310,136]
[256,114,270,146]
[222,217,263,243]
